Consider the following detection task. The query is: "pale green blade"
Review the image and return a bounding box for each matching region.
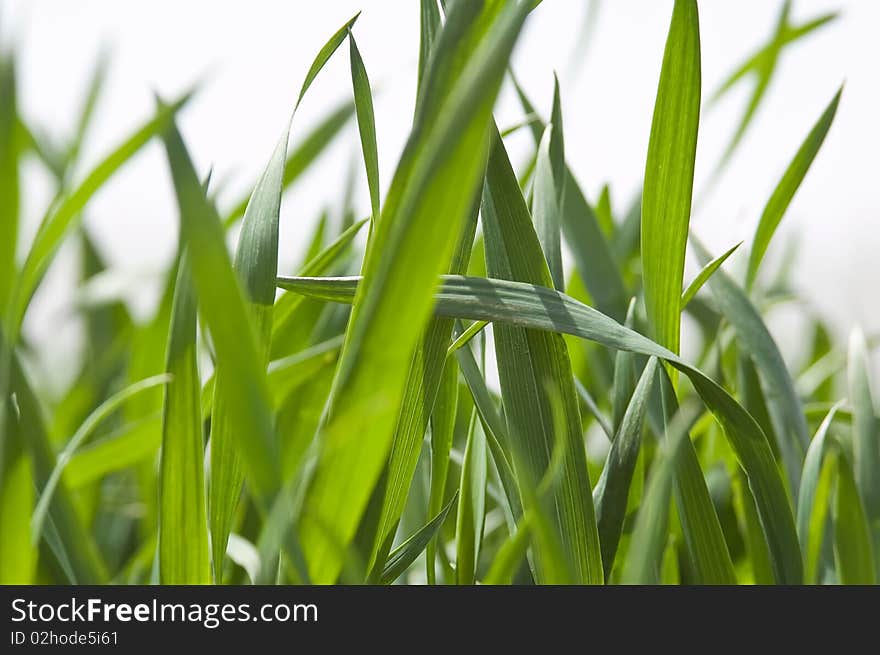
[349,31,381,222]
[0,400,34,583]
[158,260,210,584]
[746,88,841,289]
[641,0,701,356]
[848,329,880,548]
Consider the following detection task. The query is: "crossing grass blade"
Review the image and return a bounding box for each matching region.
[681,241,741,309]
[280,271,802,582]
[348,31,380,222]
[640,0,701,358]
[297,0,532,584]
[745,88,842,289]
[159,260,210,584]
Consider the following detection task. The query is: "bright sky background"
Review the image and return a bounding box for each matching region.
[2,0,878,385]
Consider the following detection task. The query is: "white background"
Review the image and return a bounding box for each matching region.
[2,0,877,386]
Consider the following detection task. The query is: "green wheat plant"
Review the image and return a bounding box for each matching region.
[1,0,877,586]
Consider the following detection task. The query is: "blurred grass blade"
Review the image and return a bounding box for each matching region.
[455,411,487,584]
[223,99,356,227]
[65,49,109,177]
[418,0,442,89]
[348,31,380,222]
[10,91,192,333]
[0,56,20,310]
[848,329,880,544]
[797,403,840,583]
[681,241,741,308]
[297,13,360,109]
[31,374,169,546]
[159,260,210,584]
[297,0,531,584]
[382,491,458,585]
[163,122,280,502]
[281,271,802,582]
[833,454,877,584]
[209,115,290,579]
[593,357,657,576]
[9,354,108,583]
[692,236,808,493]
[746,88,842,289]
[641,0,701,357]
[482,128,602,584]
[0,401,34,583]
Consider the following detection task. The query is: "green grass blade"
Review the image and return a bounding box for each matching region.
[223,99,356,227]
[593,357,657,576]
[610,299,637,431]
[0,56,20,310]
[281,271,802,582]
[10,91,192,333]
[382,491,458,584]
[833,454,877,584]
[349,31,381,222]
[681,241,741,309]
[482,128,602,584]
[418,0,442,89]
[0,401,34,583]
[797,403,840,583]
[66,49,109,176]
[159,260,210,584]
[532,125,563,290]
[455,411,487,584]
[64,415,161,488]
[641,0,701,356]
[745,88,842,289]
[163,121,279,502]
[426,356,458,584]
[692,236,808,493]
[208,116,289,579]
[297,0,531,584]
[848,329,880,543]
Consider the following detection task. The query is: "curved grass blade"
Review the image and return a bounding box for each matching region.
[280,271,802,582]
[159,261,210,584]
[681,241,741,309]
[297,0,531,584]
[692,236,807,493]
[30,374,169,545]
[222,99,356,227]
[593,357,657,576]
[382,491,458,585]
[848,329,880,545]
[455,411,487,584]
[297,13,360,109]
[349,31,380,222]
[641,0,701,358]
[745,88,842,289]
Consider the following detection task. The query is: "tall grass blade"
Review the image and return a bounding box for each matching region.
[848,329,880,548]
[348,31,380,222]
[455,411,487,584]
[833,454,877,584]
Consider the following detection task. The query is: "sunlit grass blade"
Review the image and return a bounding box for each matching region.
[692,236,807,493]
[833,453,877,584]
[641,0,701,357]
[532,124,563,290]
[745,88,842,289]
[297,0,531,584]
[482,128,602,584]
[847,329,880,546]
[0,400,34,583]
[159,260,210,584]
[348,31,380,222]
[681,241,741,309]
[382,491,458,585]
[0,55,20,310]
[593,357,657,576]
[30,374,169,545]
[455,410,487,584]
[223,99,356,227]
[281,271,802,582]
[9,90,192,334]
